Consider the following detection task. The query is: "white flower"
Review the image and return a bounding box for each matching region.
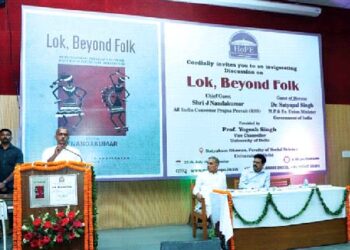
[43,212,49,220]
[65,205,71,215]
[22,225,29,231]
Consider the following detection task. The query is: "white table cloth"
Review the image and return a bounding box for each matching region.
[210,185,346,241]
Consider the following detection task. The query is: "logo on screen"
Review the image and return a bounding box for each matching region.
[229,31,258,59]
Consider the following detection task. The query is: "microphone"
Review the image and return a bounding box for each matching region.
[63,147,83,162]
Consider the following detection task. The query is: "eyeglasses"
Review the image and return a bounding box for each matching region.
[253,161,262,164]
[57,133,69,136]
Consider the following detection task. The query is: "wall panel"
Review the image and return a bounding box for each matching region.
[96,180,192,229]
[326,105,350,186]
[0,95,20,145]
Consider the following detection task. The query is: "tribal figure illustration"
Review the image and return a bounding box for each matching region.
[101,70,130,132]
[50,74,87,128]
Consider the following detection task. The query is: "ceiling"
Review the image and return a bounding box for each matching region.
[286,0,350,9]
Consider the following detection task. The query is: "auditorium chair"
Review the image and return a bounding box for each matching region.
[190,184,208,240]
[270,177,291,187]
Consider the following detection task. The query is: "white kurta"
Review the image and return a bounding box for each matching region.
[193,170,227,216]
[41,145,82,162]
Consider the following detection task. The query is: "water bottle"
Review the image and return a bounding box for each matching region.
[303,178,309,187]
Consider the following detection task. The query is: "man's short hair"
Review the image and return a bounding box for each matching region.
[208,156,220,165]
[0,128,12,135]
[56,127,69,135]
[254,154,266,164]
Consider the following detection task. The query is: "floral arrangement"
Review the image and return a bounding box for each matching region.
[22,206,84,249]
[13,162,95,250]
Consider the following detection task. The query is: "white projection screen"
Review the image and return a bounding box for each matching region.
[21,6,325,180]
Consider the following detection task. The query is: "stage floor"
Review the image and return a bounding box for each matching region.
[1,224,350,250]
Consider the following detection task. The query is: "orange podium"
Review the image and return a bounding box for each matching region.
[12,161,95,250]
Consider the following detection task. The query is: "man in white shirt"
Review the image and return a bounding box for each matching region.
[41,127,82,162]
[239,153,270,189]
[193,156,227,217]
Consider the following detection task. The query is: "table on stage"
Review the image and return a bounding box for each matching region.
[210,185,348,250]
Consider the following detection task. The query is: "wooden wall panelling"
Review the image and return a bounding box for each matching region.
[326,104,350,186]
[0,95,20,145]
[96,180,192,229]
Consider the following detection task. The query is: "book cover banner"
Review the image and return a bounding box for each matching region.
[21,6,162,179]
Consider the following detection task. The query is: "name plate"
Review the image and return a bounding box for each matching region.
[29,174,78,208]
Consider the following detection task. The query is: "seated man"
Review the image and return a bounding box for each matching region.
[239,153,270,189]
[193,156,227,216]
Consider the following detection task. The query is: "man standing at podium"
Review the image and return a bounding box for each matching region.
[41,127,82,162]
[0,128,23,193]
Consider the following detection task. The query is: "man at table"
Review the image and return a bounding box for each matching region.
[239,153,270,189]
[41,127,82,162]
[193,156,227,216]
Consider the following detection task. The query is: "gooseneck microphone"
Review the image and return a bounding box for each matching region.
[63,147,83,162]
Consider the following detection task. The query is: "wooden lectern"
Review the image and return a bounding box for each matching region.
[12,161,95,250]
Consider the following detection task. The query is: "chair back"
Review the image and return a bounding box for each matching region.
[233,178,240,189]
[270,177,291,187]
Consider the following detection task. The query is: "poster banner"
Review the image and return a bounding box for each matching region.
[21,6,325,179]
[21,6,163,179]
[164,22,325,176]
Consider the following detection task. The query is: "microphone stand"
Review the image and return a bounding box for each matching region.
[63,147,83,162]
